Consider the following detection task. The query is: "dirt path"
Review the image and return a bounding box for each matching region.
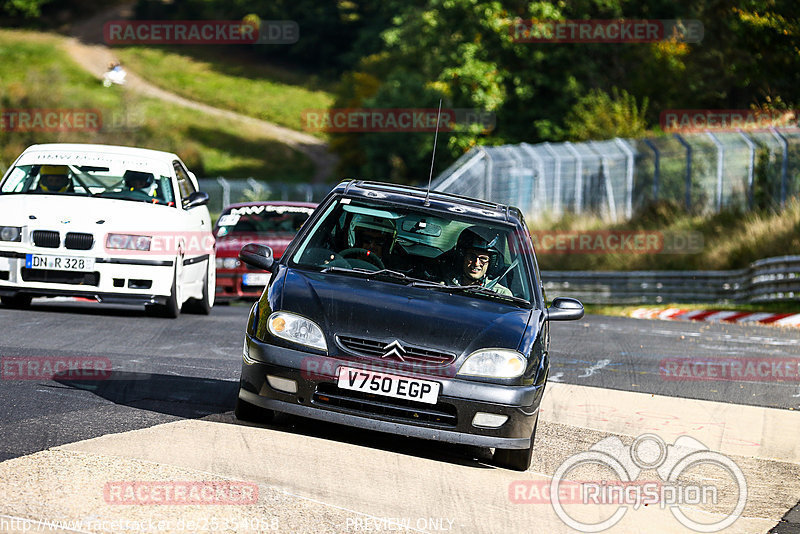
[63,3,336,183]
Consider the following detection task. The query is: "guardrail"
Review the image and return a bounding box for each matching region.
[542,255,800,304]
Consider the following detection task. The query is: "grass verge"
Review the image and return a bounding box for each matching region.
[0,29,313,181]
[534,199,800,271]
[585,302,800,318]
[113,46,334,137]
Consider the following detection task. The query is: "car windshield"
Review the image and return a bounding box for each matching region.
[290,198,533,303]
[215,205,314,238]
[0,163,176,206]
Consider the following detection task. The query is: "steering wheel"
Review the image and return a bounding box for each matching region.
[339,248,385,269]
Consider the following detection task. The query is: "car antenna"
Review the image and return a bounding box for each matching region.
[423,99,443,206]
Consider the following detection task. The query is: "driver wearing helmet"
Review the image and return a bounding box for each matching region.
[123,170,157,198]
[349,214,396,261]
[446,227,512,296]
[37,165,73,193]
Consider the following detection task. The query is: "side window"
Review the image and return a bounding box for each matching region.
[173,160,196,201]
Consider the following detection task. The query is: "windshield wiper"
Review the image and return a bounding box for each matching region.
[456,285,531,306]
[321,266,428,284]
[411,282,530,306]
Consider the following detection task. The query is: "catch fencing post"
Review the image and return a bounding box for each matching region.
[770,128,789,208]
[615,138,635,219]
[543,143,562,216]
[643,139,660,200]
[482,146,493,201]
[587,142,617,221]
[216,177,230,209]
[246,178,265,200]
[521,143,546,217]
[738,130,756,209]
[564,142,583,214]
[706,131,724,211]
[674,134,692,210]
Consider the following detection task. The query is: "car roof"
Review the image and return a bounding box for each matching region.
[223,201,318,210]
[21,143,181,162]
[331,180,522,224]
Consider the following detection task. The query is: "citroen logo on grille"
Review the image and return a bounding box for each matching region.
[382,340,407,361]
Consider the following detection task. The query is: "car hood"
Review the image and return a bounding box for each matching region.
[279,269,535,358]
[0,194,189,231]
[216,234,292,259]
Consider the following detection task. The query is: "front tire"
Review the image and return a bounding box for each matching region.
[493,414,538,471]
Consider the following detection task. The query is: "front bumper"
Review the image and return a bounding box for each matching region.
[0,251,173,304]
[239,334,543,449]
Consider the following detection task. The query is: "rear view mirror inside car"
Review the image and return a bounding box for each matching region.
[401,218,442,237]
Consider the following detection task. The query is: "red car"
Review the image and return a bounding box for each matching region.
[214,201,316,300]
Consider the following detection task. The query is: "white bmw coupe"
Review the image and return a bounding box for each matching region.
[0,143,215,317]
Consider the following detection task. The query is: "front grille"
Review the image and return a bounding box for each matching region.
[313,382,457,427]
[32,230,60,248]
[337,336,456,366]
[65,232,94,250]
[21,268,99,286]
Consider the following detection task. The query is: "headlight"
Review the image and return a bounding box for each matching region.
[267,311,327,352]
[106,234,151,251]
[0,226,21,242]
[216,257,240,269]
[458,349,526,379]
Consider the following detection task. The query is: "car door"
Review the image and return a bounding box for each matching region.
[173,159,212,298]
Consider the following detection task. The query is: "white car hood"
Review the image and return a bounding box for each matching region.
[0,194,189,232]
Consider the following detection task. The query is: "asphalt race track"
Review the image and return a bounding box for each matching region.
[1,299,799,533]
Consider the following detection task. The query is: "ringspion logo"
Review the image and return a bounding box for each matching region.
[545,433,747,532]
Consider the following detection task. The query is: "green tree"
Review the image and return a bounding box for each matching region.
[565,88,649,141]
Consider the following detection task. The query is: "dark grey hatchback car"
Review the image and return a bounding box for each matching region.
[235,180,583,470]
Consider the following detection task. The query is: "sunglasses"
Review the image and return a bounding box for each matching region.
[466,252,491,265]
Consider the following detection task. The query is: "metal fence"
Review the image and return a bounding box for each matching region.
[542,255,800,305]
[198,178,333,213]
[432,128,800,222]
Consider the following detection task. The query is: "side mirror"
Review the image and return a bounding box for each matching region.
[239,243,275,272]
[546,296,584,321]
[183,191,209,209]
